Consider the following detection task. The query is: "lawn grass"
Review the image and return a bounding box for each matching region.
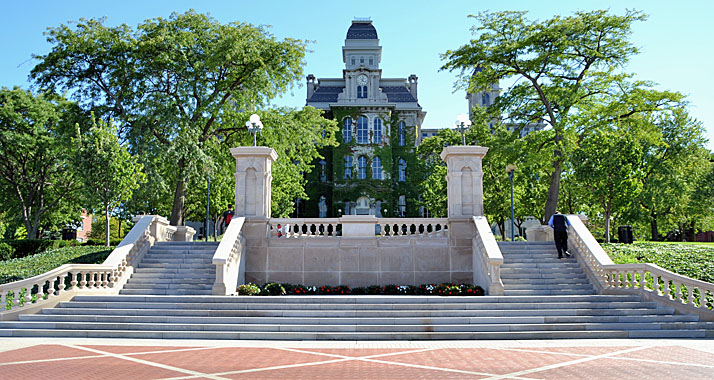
[602,242,714,283]
[0,245,113,285]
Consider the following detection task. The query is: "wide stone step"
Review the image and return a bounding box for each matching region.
[127,279,213,285]
[40,306,677,318]
[132,268,215,274]
[138,263,214,269]
[500,268,584,275]
[141,257,213,262]
[500,278,591,285]
[504,290,596,296]
[71,294,644,304]
[501,273,585,279]
[502,284,594,291]
[119,289,213,295]
[57,300,660,311]
[122,283,213,290]
[2,321,711,335]
[501,262,581,268]
[21,313,699,325]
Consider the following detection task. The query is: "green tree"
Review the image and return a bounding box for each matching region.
[32,10,311,225]
[441,9,682,223]
[75,116,146,246]
[0,88,82,238]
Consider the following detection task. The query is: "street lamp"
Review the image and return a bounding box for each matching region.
[454,114,472,146]
[506,164,516,241]
[205,174,210,242]
[245,113,264,147]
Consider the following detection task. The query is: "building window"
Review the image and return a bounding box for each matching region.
[398,159,406,182]
[369,57,374,65]
[398,195,406,217]
[356,116,369,144]
[373,118,382,144]
[357,85,367,98]
[398,121,406,146]
[343,117,352,143]
[357,156,367,179]
[360,56,364,64]
[483,93,490,106]
[318,195,327,218]
[372,156,382,180]
[344,156,353,179]
[319,160,327,183]
[351,56,355,65]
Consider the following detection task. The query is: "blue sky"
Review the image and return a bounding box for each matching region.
[2,0,712,150]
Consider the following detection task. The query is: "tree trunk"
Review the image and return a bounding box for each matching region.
[117,218,122,240]
[604,207,611,243]
[105,205,111,247]
[170,159,188,226]
[544,159,562,224]
[650,210,658,241]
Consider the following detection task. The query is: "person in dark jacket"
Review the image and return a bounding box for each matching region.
[548,211,571,259]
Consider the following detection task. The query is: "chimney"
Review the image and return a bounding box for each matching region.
[408,74,418,100]
[307,74,316,101]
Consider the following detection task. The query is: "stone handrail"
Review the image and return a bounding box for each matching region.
[566,215,714,315]
[471,216,504,296]
[0,215,176,320]
[269,218,340,238]
[376,218,449,237]
[212,216,246,295]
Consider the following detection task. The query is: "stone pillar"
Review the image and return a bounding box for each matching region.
[230,146,278,218]
[440,146,489,218]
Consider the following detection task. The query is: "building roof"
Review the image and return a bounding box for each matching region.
[381,86,417,102]
[308,86,343,103]
[347,21,378,40]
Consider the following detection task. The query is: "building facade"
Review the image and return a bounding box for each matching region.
[302,19,426,218]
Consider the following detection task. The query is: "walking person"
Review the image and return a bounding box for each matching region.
[548,211,571,259]
[217,204,234,235]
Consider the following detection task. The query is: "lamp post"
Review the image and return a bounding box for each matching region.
[245,113,264,147]
[506,164,516,241]
[454,113,472,146]
[205,174,210,242]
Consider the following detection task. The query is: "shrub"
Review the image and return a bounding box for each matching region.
[317,285,333,294]
[236,283,261,295]
[264,282,286,296]
[333,285,351,295]
[0,243,14,261]
[351,286,367,295]
[0,239,78,260]
[289,284,310,295]
[0,246,112,285]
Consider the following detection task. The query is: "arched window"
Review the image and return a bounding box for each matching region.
[373,118,382,144]
[319,160,327,183]
[372,156,382,180]
[483,93,490,106]
[357,85,367,99]
[344,156,353,179]
[356,116,369,144]
[343,117,352,143]
[398,195,406,217]
[398,121,406,146]
[398,159,406,182]
[357,156,367,179]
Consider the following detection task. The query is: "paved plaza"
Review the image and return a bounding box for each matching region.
[1,338,713,379]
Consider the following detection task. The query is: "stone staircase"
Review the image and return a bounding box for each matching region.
[499,241,595,296]
[1,241,712,339]
[120,241,219,296]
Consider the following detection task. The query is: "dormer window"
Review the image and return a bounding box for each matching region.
[369,57,373,65]
[351,56,355,65]
[360,56,364,64]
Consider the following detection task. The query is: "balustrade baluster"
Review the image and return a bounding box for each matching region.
[88,272,96,288]
[652,273,660,295]
[12,288,20,307]
[663,278,671,299]
[79,272,87,288]
[24,285,32,304]
[686,285,694,305]
[36,280,45,300]
[69,272,78,289]
[675,282,683,302]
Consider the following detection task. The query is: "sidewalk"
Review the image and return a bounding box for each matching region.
[1,338,713,379]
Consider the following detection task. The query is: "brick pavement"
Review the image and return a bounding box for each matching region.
[0,341,713,379]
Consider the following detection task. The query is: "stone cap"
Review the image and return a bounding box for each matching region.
[440,145,489,162]
[230,146,278,161]
[339,215,376,223]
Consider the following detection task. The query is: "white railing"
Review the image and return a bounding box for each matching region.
[268,218,340,238]
[267,217,449,238]
[376,218,449,237]
[0,215,180,319]
[471,216,504,296]
[567,215,714,313]
[212,217,246,295]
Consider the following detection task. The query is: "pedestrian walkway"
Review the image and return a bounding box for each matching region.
[1,338,713,379]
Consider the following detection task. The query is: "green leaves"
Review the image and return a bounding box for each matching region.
[603,242,714,283]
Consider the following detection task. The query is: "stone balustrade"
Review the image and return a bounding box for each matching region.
[212,217,247,295]
[376,218,449,237]
[0,215,185,320]
[268,218,340,238]
[267,217,448,239]
[567,215,714,317]
[471,216,504,295]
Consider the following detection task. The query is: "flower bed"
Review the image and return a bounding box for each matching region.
[236,282,484,296]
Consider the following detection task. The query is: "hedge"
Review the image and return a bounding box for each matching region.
[0,245,113,284]
[0,239,78,260]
